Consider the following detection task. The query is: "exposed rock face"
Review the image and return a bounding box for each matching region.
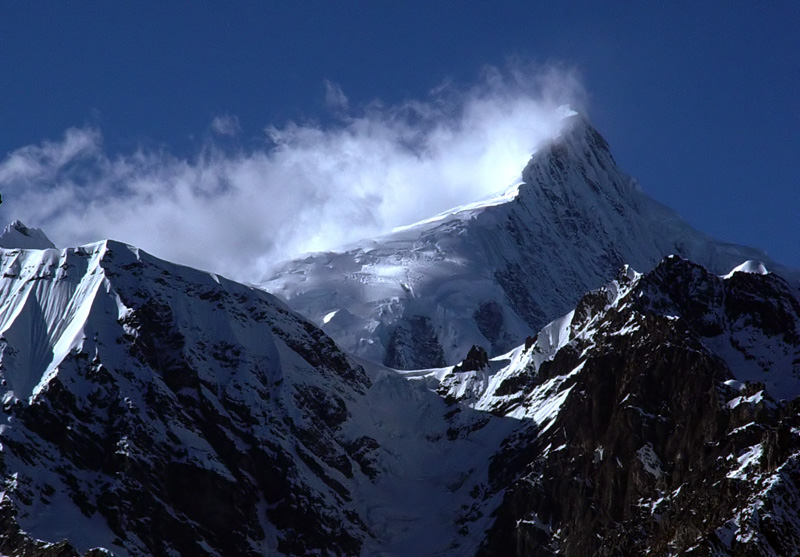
[0,240,523,556]
[464,257,800,556]
[2,111,800,553]
[455,345,490,373]
[384,314,446,369]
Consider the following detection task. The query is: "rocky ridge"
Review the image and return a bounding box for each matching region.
[1,242,799,555]
[426,256,800,556]
[0,240,527,556]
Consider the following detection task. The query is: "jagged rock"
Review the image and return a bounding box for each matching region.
[454,345,490,373]
[1,246,800,555]
[0,241,372,555]
[469,256,800,556]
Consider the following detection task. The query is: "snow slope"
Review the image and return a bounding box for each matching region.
[423,256,800,412]
[0,240,376,555]
[1,112,798,556]
[0,236,798,555]
[0,240,523,556]
[408,255,800,555]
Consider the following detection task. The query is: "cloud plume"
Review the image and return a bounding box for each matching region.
[210,114,241,137]
[0,64,585,283]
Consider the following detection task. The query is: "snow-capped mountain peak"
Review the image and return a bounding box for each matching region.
[0,220,56,250]
[263,118,789,370]
[0,237,383,555]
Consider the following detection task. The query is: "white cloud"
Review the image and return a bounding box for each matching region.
[324,80,349,113]
[0,64,586,283]
[0,127,101,185]
[210,114,240,137]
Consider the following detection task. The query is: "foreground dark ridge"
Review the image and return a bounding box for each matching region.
[465,256,800,555]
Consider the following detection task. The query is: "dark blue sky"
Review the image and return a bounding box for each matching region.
[1,2,798,267]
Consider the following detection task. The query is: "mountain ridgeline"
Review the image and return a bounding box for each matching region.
[0,115,798,556]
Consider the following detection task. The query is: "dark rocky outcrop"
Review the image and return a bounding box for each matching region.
[454,345,490,373]
[478,257,800,556]
[385,315,446,369]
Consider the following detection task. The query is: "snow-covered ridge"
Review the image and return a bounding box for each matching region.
[398,265,644,426]
[389,180,525,234]
[0,238,517,556]
[0,237,380,554]
[388,105,578,236]
[0,241,121,402]
[0,234,798,554]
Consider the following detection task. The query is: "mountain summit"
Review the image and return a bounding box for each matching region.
[0,220,56,250]
[0,239,377,555]
[263,115,789,369]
